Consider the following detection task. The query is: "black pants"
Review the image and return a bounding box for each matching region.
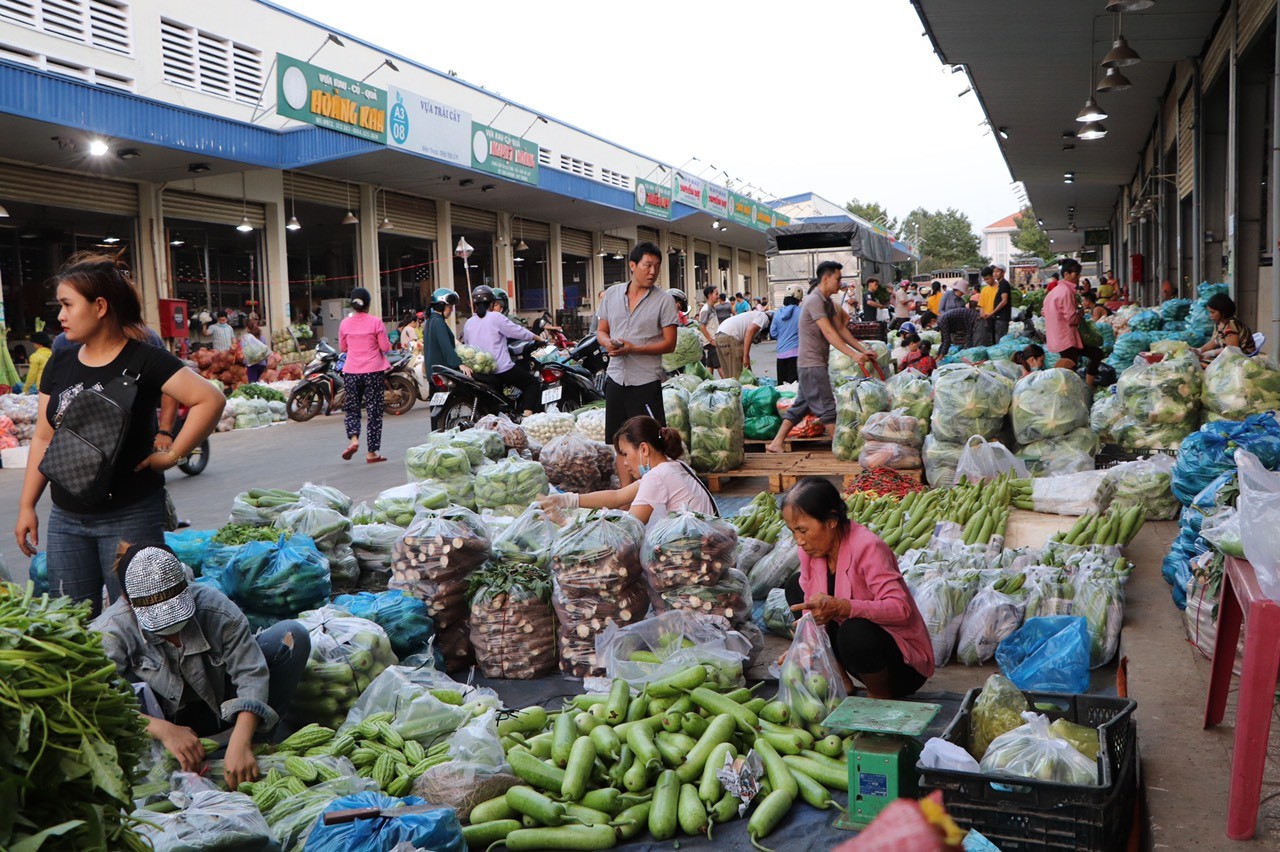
[1058,345,1105,377]
[486,364,543,414]
[604,377,665,443]
[777,356,798,385]
[784,574,927,699]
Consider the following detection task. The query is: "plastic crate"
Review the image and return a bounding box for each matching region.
[918,689,1138,851]
[1095,444,1178,470]
[847,320,887,342]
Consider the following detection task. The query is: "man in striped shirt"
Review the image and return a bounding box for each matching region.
[208,311,235,351]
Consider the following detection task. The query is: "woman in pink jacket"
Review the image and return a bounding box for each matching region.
[781,477,934,699]
[1044,258,1103,386]
[338,287,392,463]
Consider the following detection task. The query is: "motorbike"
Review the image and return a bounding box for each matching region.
[427,339,602,431]
[285,340,417,422]
[565,333,609,396]
[165,404,209,476]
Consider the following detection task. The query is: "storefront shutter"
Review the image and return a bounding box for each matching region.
[451,205,498,233]
[513,218,550,242]
[1239,0,1276,52]
[560,227,592,256]
[291,172,352,208]
[163,191,265,228]
[666,232,687,251]
[1203,16,1231,90]
[636,226,660,245]
[602,234,629,256]
[1163,87,1178,151]
[716,244,733,267]
[1178,92,1195,199]
[693,238,711,256]
[0,161,136,215]
[381,192,436,239]
[737,249,752,269]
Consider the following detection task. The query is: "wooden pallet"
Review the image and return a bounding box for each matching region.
[701,453,800,493]
[779,452,924,490]
[742,437,832,454]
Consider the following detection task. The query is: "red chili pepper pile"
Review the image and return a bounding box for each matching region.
[844,468,927,499]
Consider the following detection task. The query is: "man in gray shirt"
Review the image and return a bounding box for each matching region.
[765,260,872,453]
[596,242,678,476]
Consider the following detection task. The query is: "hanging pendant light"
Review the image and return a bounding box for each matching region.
[376,186,392,230]
[1096,66,1133,93]
[340,181,359,225]
[1106,0,1154,11]
[1076,97,1109,123]
[286,171,301,231]
[514,218,528,252]
[1078,121,1109,141]
[1102,34,1141,67]
[236,173,254,232]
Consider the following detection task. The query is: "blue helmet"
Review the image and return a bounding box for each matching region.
[431,288,458,308]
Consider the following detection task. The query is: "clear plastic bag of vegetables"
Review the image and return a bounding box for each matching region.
[762,587,797,637]
[456,343,497,374]
[473,452,549,510]
[859,440,923,470]
[331,590,436,659]
[573,407,607,442]
[468,560,557,679]
[134,774,277,852]
[411,709,519,824]
[955,575,1027,665]
[954,436,1028,485]
[340,665,490,746]
[275,501,352,554]
[908,571,978,667]
[642,510,738,591]
[1073,569,1124,668]
[372,482,450,527]
[930,364,1014,443]
[1104,455,1179,520]
[539,432,605,493]
[663,325,705,371]
[229,488,301,526]
[1010,369,1090,444]
[886,369,933,434]
[1202,345,1280,418]
[748,528,801,599]
[773,612,850,728]
[1116,348,1203,425]
[1090,390,1126,443]
[553,579,650,677]
[405,443,473,483]
[855,379,891,422]
[263,773,378,851]
[492,504,559,567]
[351,522,401,565]
[689,379,745,473]
[390,510,491,587]
[663,384,692,449]
[551,509,644,593]
[652,567,752,624]
[298,482,352,516]
[291,607,399,728]
[1018,425,1099,477]
[968,673,1031,760]
[980,357,1025,384]
[521,411,576,448]
[597,609,751,687]
[979,712,1099,785]
[923,434,965,488]
[833,380,864,461]
[861,408,924,447]
[474,413,529,452]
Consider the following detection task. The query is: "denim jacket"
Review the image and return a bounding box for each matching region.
[91,583,278,730]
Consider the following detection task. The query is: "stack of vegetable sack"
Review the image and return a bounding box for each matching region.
[925,365,1014,486]
[1009,369,1094,476]
[690,380,746,472]
[662,384,692,450]
[858,408,924,471]
[406,442,478,510]
[389,509,492,671]
[1112,347,1204,450]
[833,379,890,461]
[550,510,649,676]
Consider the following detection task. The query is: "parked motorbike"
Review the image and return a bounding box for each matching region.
[427,339,602,431]
[166,405,209,476]
[286,340,417,422]
[566,333,609,396]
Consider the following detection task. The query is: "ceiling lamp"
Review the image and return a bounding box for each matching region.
[1102,34,1141,68]
[1096,66,1133,93]
[1078,121,1109,140]
[286,215,302,231]
[515,239,529,251]
[236,215,254,233]
[1076,97,1108,123]
[378,218,393,231]
[236,172,254,232]
[1106,0,1154,11]
[340,181,359,225]
[285,171,301,231]
[0,202,9,218]
[87,139,109,157]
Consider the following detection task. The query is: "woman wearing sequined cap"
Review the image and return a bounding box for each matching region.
[91,542,310,790]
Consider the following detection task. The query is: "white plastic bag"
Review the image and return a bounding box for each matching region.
[979,712,1100,785]
[954,435,1028,485]
[1237,448,1280,601]
[956,581,1026,665]
[411,709,519,821]
[596,610,751,688]
[1026,471,1112,516]
[919,737,981,773]
[772,613,850,726]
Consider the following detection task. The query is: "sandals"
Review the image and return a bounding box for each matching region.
[341,444,358,461]
[366,455,388,464]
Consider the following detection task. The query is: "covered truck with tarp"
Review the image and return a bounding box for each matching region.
[765,219,918,310]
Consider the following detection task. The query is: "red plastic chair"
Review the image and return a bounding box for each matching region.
[1203,556,1280,839]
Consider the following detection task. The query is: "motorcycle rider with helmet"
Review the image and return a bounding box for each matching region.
[462,286,542,416]
[423,288,472,381]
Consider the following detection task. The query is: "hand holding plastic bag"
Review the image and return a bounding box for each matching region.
[773,613,849,727]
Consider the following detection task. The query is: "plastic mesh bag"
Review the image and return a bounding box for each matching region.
[474,453,549,510]
[540,432,605,493]
[641,511,738,591]
[1010,369,1090,444]
[690,379,745,473]
[954,436,1028,485]
[979,712,1099,785]
[292,607,398,728]
[597,610,751,688]
[773,613,849,727]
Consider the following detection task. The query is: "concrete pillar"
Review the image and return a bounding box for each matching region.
[497,212,514,303]
[549,223,564,314]
[590,231,605,309]
[437,200,455,294]
[261,198,289,334]
[657,230,671,289]
[358,184,381,313]
[729,244,741,296]
[135,183,165,330]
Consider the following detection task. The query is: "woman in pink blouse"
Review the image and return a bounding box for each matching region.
[781,477,934,699]
[338,287,392,463]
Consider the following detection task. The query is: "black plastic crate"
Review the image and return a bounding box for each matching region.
[1095,444,1178,470]
[918,689,1138,851]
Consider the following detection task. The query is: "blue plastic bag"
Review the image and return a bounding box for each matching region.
[30,553,48,596]
[332,591,437,658]
[197,535,330,618]
[995,616,1090,694]
[1173,413,1280,505]
[164,529,217,574]
[303,792,464,852]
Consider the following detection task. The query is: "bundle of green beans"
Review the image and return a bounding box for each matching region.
[0,584,151,851]
[845,475,1015,555]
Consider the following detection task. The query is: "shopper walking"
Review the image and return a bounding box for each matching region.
[1045,259,1104,386]
[772,285,804,384]
[14,252,224,616]
[596,242,678,482]
[242,317,269,384]
[339,287,392,463]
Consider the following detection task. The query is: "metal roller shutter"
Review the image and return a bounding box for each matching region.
[737,249,752,268]
[291,172,353,208]
[693,238,711,256]
[452,205,498,233]
[602,234,629,255]
[716,245,733,266]
[381,192,436,239]
[0,162,136,215]
[1203,16,1231,90]
[1178,92,1194,199]
[163,191,266,228]
[1163,88,1178,151]
[667,232,687,251]
[561,227,592,256]
[637,226,660,245]
[512,218,550,242]
[1240,0,1276,52]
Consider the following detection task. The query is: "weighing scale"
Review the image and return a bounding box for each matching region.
[821,696,942,830]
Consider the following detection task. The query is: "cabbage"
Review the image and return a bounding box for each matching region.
[1128,310,1163,332]
[690,379,745,472]
[662,326,705,372]
[668,372,702,395]
[855,380,890,420]
[742,385,782,440]
[662,384,691,450]
[831,342,891,381]
[923,434,964,488]
[1116,349,1203,425]
[1018,426,1099,477]
[1202,346,1280,418]
[456,344,498,374]
[979,358,1023,384]
[930,364,1014,444]
[886,369,933,435]
[1112,416,1195,451]
[1090,391,1126,444]
[1010,369,1090,444]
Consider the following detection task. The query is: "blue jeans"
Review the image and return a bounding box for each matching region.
[46,488,167,618]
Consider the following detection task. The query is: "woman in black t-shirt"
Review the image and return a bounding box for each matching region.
[15,252,225,616]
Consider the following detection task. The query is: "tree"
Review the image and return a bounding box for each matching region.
[1011,207,1051,260]
[845,198,899,236]
[901,207,985,272]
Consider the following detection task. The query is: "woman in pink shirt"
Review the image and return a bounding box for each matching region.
[1044,259,1103,386]
[781,477,934,699]
[338,287,392,463]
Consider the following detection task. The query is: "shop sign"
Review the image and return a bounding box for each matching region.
[673,172,705,208]
[471,122,539,184]
[387,87,471,165]
[276,53,387,143]
[704,184,730,220]
[773,212,791,227]
[1084,228,1110,247]
[754,205,775,229]
[729,192,755,227]
[634,178,673,219]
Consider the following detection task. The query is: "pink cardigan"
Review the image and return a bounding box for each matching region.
[1043,282,1083,353]
[797,522,936,679]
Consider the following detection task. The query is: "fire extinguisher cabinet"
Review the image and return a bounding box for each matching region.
[159,299,189,338]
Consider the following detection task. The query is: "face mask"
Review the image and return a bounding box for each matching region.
[152,618,189,637]
[638,450,652,477]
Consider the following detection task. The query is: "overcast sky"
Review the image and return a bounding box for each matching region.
[272,0,1021,234]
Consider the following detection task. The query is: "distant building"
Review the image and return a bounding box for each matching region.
[981,212,1020,269]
